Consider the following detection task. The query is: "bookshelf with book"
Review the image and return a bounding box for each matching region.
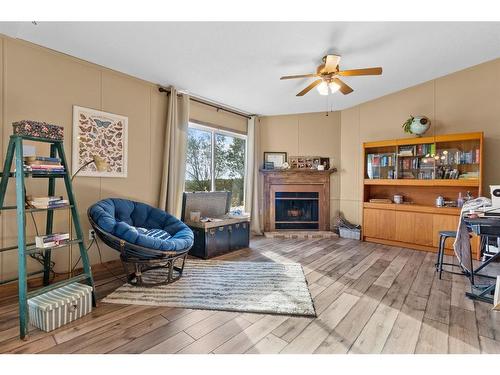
[0,132,95,339]
[362,132,483,259]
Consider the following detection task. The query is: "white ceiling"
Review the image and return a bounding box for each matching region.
[1,22,500,115]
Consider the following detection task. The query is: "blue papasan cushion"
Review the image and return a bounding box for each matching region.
[88,198,194,253]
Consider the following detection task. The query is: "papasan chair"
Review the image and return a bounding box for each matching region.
[88,198,194,286]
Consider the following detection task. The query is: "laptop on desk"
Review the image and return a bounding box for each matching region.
[479,207,500,217]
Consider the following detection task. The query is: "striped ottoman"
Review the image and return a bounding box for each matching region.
[28,283,93,332]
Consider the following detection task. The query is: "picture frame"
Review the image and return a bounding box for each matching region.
[72,105,128,178]
[263,161,275,170]
[264,152,287,169]
[320,157,330,170]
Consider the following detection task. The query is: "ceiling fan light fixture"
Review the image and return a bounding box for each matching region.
[329,81,341,93]
[316,81,329,96]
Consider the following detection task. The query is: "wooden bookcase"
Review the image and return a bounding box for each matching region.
[362,132,483,258]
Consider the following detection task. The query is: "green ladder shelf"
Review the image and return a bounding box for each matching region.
[0,134,96,340]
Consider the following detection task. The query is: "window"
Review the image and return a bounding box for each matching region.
[185,122,247,209]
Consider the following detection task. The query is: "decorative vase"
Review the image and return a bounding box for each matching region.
[409,116,431,137]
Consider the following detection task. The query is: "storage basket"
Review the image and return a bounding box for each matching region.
[339,227,361,240]
[28,283,93,332]
[13,120,64,140]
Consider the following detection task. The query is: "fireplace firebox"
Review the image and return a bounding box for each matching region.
[275,192,319,230]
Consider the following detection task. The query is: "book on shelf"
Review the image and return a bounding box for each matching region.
[28,195,63,203]
[30,164,64,170]
[23,155,64,173]
[398,145,416,157]
[415,143,434,156]
[369,198,393,204]
[27,196,69,209]
[458,171,479,180]
[35,233,70,248]
[24,156,61,164]
[25,160,62,166]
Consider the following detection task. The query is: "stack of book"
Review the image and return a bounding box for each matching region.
[398,145,416,157]
[24,156,65,174]
[458,171,480,180]
[27,196,69,209]
[35,233,70,248]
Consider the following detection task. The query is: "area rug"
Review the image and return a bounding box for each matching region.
[102,260,316,317]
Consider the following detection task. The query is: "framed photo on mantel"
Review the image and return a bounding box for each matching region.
[264,152,287,169]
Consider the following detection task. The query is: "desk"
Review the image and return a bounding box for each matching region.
[463,216,500,303]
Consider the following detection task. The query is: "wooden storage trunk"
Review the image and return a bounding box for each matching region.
[181,192,250,259]
[28,283,93,332]
[188,218,250,259]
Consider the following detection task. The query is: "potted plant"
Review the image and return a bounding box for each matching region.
[402,115,431,137]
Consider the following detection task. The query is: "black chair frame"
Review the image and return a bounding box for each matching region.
[88,209,191,287]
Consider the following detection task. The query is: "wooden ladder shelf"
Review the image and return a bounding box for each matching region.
[0,134,96,340]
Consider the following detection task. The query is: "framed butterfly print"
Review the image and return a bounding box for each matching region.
[72,106,128,177]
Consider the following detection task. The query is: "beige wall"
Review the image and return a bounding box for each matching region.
[1,32,498,282]
[339,58,500,225]
[258,112,341,228]
[0,35,246,281]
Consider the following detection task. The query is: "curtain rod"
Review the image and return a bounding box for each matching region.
[158,86,252,120]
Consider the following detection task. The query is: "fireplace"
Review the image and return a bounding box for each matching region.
[261,169,334,232]
[275,192,319,230]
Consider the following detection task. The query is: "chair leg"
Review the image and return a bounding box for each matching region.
[435,236,442,270]
[438,236,445,280]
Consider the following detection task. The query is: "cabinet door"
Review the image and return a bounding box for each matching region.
[414,213,433,246]
[363,209,378,238]
[363,208,395,240]
[432,214,460,249]
[377,209,396,240]
[395,211,415,243]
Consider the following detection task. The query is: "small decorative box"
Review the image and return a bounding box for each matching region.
[13,120,64,140]
[28,283,93,332]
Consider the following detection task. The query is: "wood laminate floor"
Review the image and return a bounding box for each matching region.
[0,236,499,354]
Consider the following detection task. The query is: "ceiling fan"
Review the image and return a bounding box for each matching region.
[280,54,382,97]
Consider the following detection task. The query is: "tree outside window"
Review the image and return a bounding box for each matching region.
[185,123,246,209]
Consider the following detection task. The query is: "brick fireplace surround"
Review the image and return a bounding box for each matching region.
[261,169,335,232]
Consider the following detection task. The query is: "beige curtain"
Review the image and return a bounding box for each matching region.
[245,116,263,235]
[159,87,190,217]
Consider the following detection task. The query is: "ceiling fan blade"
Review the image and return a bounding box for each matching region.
[337,67,383,76]
[296,79,322,96]
[324,55,341,72]
[332,78,354,95]
[280,73,318,80]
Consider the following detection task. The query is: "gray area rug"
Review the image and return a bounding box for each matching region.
[102,259,316,317]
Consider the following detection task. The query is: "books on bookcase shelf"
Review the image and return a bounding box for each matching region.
[365,135,481,181]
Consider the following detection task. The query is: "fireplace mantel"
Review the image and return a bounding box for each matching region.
[260,169,336,175]
[261,169,334,232]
